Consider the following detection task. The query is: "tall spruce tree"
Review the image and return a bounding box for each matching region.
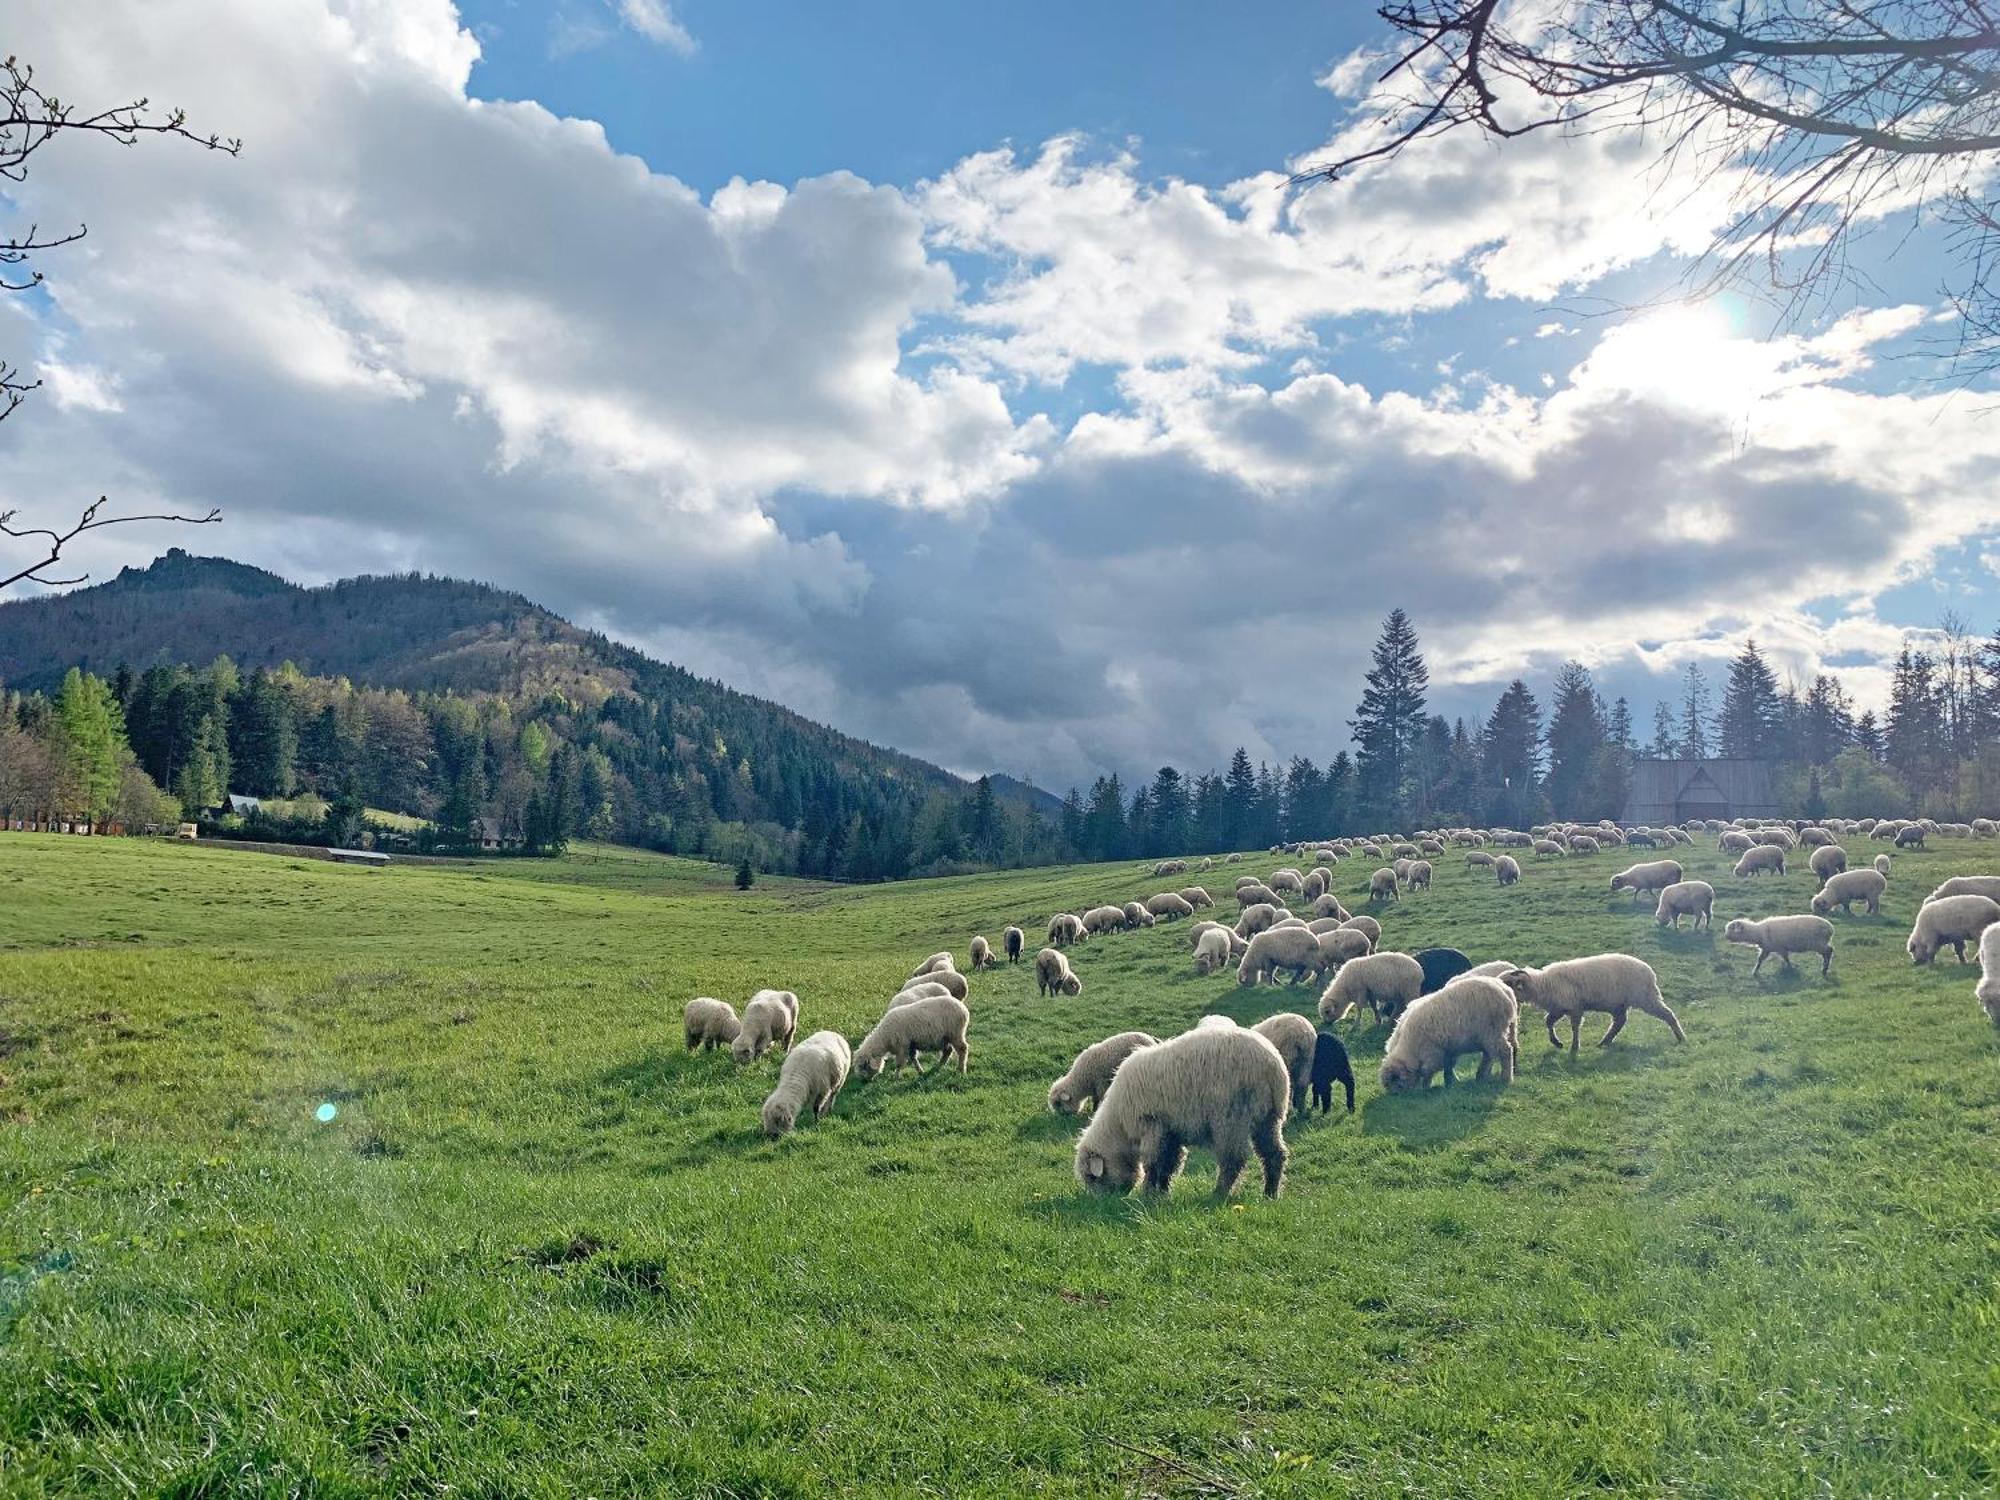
[1481,680,1543,826]
[1349,608,1429,827]
[1718,639,1782,758]
[1544,661,1608,817]
[1679,663,1714,758]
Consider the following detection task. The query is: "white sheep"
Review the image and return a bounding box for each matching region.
[1378,975,1518,1091]
[1733,846,1787,879]
[1406,859,1433,893]
[731,990,800,1064]
[1924,876,2000,906]
[1235,902,1285,939]
[1465,850,1495,869]
[1251,1012,1318,1108]
[911,953,956,978]
[1495,854,1521,887]
[1318,951,1425,1027]
[1718,830,1754,854]
[1047,912,1086,947]
[1611,859,1684,902]
[912,967,968,1001]
[887,981,952,1010]
[1194,926,1235,975]
[1048,1030,1158,1114]
[1873,854,1892,879]
[854,994,970,1079]
[1811,868,1887,917]
[1532,839,1567,859]
[1311,893,1351,920]
[1236,883,1282,910]
[1179,887,1214,910]
[1340,914,1382,948]
[760,1030,851,1136]
[1074,1024,1290,1199]
[1269,870,1306,895]
[1906,894,2000,965]
[1237,925,1328,987]
[1569,835,1601,856]
[1501,956,1686,1052]
[1146,891,1196,920]
[683,997,741,1052]
[1976,924,2000,1027]
[1368,867,1401,903]
[1467,959,1517,978]
[1653,880,1714,931]
[1035,946,1084,997]
[1316,927,1372,969]
[1082,904,1128,936]
[1808,844,1849,885]
[1724,914,1836,976]
[969,935,996,971]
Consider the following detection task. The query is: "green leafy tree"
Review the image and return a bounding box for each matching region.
[52,667,127,816]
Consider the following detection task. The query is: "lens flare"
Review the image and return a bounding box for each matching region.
[315,1102,338,1123]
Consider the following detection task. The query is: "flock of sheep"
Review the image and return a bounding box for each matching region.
[680,812,2000,1200]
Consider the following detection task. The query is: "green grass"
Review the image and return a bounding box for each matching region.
[2,832,1997,1496]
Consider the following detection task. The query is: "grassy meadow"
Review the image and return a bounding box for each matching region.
[2,831,1998,1496]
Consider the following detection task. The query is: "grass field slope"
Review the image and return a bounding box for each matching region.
[3,834,1998,1495]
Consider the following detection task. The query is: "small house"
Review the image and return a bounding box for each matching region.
[1622,758,1781,826]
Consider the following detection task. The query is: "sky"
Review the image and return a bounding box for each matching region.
[3,0,1997,794]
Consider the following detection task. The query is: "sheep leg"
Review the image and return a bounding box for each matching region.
[1752,948,1769,975]
[1953,941,1968,963]
[1212,1141,1248,1199]
[1544,1013,1563,1049]
[1253,1115,1287,1198]
[1141,1128,1185,1195]
[1474,1050,1491,1081]
[1599,1008,1628,1046]
[1820,947,1833,976]
[955,1039,969,1074]
[1779,951,1795,971]
[1567,1014,1582,1055]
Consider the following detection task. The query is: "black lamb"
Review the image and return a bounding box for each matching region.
[1413,946,1474,996]
[1310,1030,1356,1114]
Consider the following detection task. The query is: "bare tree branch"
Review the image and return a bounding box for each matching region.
[0,497,221,590]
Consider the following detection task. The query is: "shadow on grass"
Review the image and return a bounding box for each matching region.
[1015,1110,1081,1143]
[1653,928,1717,956]
[1359,1074,1506,1148]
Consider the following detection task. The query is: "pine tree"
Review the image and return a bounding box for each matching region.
[1480,680,1543,826]
[1679,663,1713,758]
[1544,661,1608,817]
[1802,674,1854,765]
[1059,787,1085,855]
[735,856,755,890]
[1148,766,1189,853]
[1649,702,1679,758]
[1718,640,1782,757]
[52,668,127,818]
[1223,748,1256,850]
[1325,752,1355,836]
[1607,697,1635,754]
[1349,608,1429,827]
[1853,709,1884,760]
[1885,645,1943,803]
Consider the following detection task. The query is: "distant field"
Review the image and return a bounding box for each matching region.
[3,832,1997,1495]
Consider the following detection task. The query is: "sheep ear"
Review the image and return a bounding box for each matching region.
[1085,1154,1105,1178]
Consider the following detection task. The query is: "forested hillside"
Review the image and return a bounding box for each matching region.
[0,551,1063,876]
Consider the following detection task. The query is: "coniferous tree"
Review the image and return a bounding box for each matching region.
[1059,787,1085,855]
[1884,645,1943,803]
[1223,748,1256,849]
[1148,766,1189,853]
[1649,701,1680,758]
[1853,709,1884,760]
[1679,663,1714,758]
[52,668,126,817]
[1544,661,1608,816]
[1718,640,1782,758]
[735,856,755,890]
[1325,752,1355,835]
[1481,680,1543,826]
[1349,608,1429,827]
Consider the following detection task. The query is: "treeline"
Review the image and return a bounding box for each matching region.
[1052,609,2000,862]
[0,655,1068,877]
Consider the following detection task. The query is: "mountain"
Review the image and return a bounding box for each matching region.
[0,550,1060,875]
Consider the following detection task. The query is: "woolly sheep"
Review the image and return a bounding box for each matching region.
[1048,1030,1158,1114]
[1569,835,1600,856]
[1301,868,1330,903]
[912,953,956,978]
[915,966,968,1001]
[1924,876,2000,906]
[1798,826,1835,848]
[1724,914,1836,976]
[855,994,970,1079]
[1074,1024,1290,1199]
[969,935,995,971]
[1413,947,1473,994]
[1309,1031,1356,1113]
[1611,859,1684,902]
[1906,894,2000,965]
[1318,950,1425,1027]
[1392,857,1415,883]
[731,990,800,1064]
[1754,828,1796,849]
[1304,916,1345,934]
[1046,912,1086,947]
[1238,925,1328,987]
[1035,946,1085,996]
[1378,975,1518,1091]
[1235,902,1285,939]
[1501,956,1685,1053]
[1532,839,1567,859]
[1718,830,1754,854]
[1811,868,1887,917]
[1121,901,1156,929]
[1179,887,1215,910]
[1368,867,1401,903]
[1194,926,1235,975]
[1315,926,1373,970]
[1654,880,1714,931]
[1495,854,1522,886]
[887,981,952,1010]
[1311,892,1351,920]
[1251,1012,1318,1108]
[1873,853,1892,878]
[1406,859,1433,893]
[683,997,741,1052]
[1004,926,1025,964]
[1733,846,1787,879]
[1269,870,1306,895]
[1339,914,1382,948]
[760,1030,851,1137]
[1225,852,1243,863]
[1896,824,1928,849]
[1153,859,1188,877]
[1977,924,2000,1026]
[1973,817,1997,838]
[1466,959,1517,978]
[1236,883,1282,910]
[1082,904,1128,936]
[1465,850,1496,869]
[1146,891,1196,920]
[1808,844,1848,885]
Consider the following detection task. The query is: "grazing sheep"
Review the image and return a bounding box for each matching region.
[912,953,956,978]
[1569,835,1601,856]
[1411,946,1474,996]
[1047,912,1086,947]
[1004,926,1025,964]
[1236,883,1283,910]
[683,997,741,1052]
[1235,902,1286,940]
[1316,927,1373,971]
[1406,859,1434,893]
[1302,868,1330,903]
[1378,975,1518,1091]
[1319,951,1426,1027]
[1611,859,1685,902]
[914,967,969,1001]
[760,1031,852,1137]
[1808,845,1849,886]
[1925,876,2000,906]
[969,935,995,971]
[1048,1031,1159,1114]
[1532,839,1567,859]
[1146,891,1196,921]
[1368,868,1401,903]
[1311,893,1351,920]
[1309,1031,1356,1114]
[1977,924,2000,1026]
[1251,1012,1318,1108]
[1874,853,1892,879]
[1501,956,1685,1053]
[1653,880,1715,931]
[731,990,800,1064]
[1733,846,1787,879]
[887,981,952,1011]
[1074,1024,1291,1199]
[1179,887,1215,910]
[1906,894,2000,965]
[1811,868,1887,917]
[1896,824,1928,849]
[1754,828,1796,850]
[1339,914,1383,948]
[1121,901,1156,930]
[1724,914,1836,976]
[1495,854,1522,886]
[1194,926,1236,975]
[1392,857,1415,884]
[855,994,971,1079]
[1465,850,1496,869]
[1798,826,1835,848]
[1153,859,1188,877]
[1718,830,1754,854]
[1082,904,1128,936]
[1225,852,1243,863]
[1466,959,1517,978]
[1035,946,1085,996]
[1269,870,1306,896]
[1238,925,1328,987]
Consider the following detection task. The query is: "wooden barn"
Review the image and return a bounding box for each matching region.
[1623,757,1781,826]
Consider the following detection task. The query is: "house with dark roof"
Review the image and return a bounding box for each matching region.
[1623,757,1781,825]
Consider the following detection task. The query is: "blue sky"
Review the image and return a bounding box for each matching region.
[4,0,1997,790]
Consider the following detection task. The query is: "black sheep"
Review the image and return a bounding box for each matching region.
[1413,946,1474,996]
[1310,1030,1356,1114]
[1004,927,1024,964]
